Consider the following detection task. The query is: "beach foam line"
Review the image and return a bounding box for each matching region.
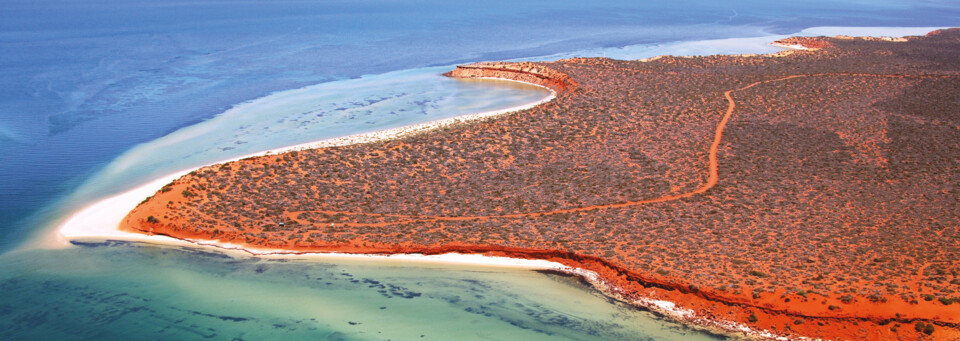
[242,80,555,156]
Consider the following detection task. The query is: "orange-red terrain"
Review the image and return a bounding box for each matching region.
[123,29,960,340]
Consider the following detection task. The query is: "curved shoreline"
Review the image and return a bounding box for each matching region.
[56,77,554,247]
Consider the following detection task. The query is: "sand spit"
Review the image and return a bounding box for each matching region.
[57,78,553,246]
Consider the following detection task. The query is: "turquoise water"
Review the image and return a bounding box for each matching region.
[0,244,723,340]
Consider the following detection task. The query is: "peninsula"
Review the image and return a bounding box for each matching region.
[120,29,960,340]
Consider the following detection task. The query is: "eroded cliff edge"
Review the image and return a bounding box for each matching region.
[443,61,577,92]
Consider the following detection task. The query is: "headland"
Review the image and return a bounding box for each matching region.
[88,29,960,340]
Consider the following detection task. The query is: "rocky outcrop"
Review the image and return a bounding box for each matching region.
[444,61,576,92]
[772,36,833,50]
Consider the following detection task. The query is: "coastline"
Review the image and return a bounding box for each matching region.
[51,66,780,339]
[52,61,789,341]
[55,27,958,341]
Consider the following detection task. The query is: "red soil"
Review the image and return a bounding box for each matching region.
[123,31,960,340]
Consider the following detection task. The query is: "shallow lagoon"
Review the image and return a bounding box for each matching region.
[0,244,724,340]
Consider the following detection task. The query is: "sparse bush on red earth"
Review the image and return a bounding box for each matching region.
[124,30,960,340]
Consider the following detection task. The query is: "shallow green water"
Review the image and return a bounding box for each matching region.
[0,243,726,340]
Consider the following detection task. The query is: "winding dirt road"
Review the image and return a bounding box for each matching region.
[285,72,955,226]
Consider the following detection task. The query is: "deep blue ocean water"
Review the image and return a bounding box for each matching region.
[2,0,959,339]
